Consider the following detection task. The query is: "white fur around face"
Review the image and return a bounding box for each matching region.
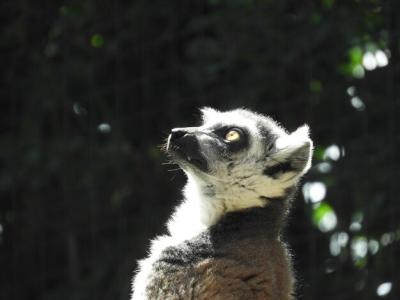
[131,108,313,300]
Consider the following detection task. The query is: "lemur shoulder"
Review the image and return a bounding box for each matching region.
[131,108,313,300]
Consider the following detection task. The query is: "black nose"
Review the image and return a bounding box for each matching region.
[170,129,188,141]
[168,128,208,172]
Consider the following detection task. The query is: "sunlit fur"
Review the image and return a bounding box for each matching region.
[131,108,313,300]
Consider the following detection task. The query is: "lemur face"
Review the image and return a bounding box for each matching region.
[167,108,313,200]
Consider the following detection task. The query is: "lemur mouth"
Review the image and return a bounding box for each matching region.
[185,155,207,170]
[168,145,209,172]
[167,130,209,173]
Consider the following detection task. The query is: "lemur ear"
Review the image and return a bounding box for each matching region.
[275,125,313,174]
[200,107,220,123]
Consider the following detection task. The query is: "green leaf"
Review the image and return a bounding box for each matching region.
[311,13,322,24]
[312,202,333,225]
[322,0,335,10]
[91,34,105,48]
[354,257,367,268]
[314,146,325,161]
[349,46,363,66]
[310,79,323,94]
[312,202,338,232]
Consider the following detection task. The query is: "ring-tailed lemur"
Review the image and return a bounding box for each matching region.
[132,108,313,300]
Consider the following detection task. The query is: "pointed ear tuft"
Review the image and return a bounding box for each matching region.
[290,124,310,144]
[290,125,313,174]
[275,125,309,150]
[274,124,313,174]
[291,139,313,174]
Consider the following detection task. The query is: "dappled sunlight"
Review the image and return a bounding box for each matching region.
[323,144,342,161]
[352,65,365,78]
[351,236,368,260]
[349,221,362,232]
[362,52,377,71]
[302,182,327,203]
[344,44,390,80]
[316,207,337,232]
[349,211,363,233]
[363,50,389,70]
[368,239,380,255]
[97,123,112,134]
[315,162,332,173]
[330,232,349,256]
[375,50,389,67]
[380,232,396,246]
[347,86,356,96]
[377,282,392,297]
[311,202,337,232]
[350,96,366,111]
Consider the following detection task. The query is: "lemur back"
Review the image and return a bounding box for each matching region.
[132,108,313,300]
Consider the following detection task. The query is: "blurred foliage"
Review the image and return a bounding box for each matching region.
[1,0,399,299]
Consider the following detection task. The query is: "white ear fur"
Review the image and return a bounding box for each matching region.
[275,124,313,173]
[200,107,219,123]
[298,137,313,174]
[275,125,310,150]
[291,124,310,140]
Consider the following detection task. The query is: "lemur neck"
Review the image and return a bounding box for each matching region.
[183,178,265,224]
[209,198,290,241]
[166,177,295,244]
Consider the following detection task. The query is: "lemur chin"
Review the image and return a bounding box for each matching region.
[132,107,313,300]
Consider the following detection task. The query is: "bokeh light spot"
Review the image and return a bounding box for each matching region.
[376,282,392,297]
[97,123,111,133]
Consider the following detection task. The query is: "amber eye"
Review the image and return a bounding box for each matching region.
[225,129,241,142]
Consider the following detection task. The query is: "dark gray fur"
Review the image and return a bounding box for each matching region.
[146,188,295,296]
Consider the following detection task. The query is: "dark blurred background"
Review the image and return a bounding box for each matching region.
[1,0,400,299]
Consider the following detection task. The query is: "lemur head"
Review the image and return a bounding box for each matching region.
[166,107,313,212]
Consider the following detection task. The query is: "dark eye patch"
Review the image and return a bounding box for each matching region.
[211,125,233,138]
[207,124,249,153]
